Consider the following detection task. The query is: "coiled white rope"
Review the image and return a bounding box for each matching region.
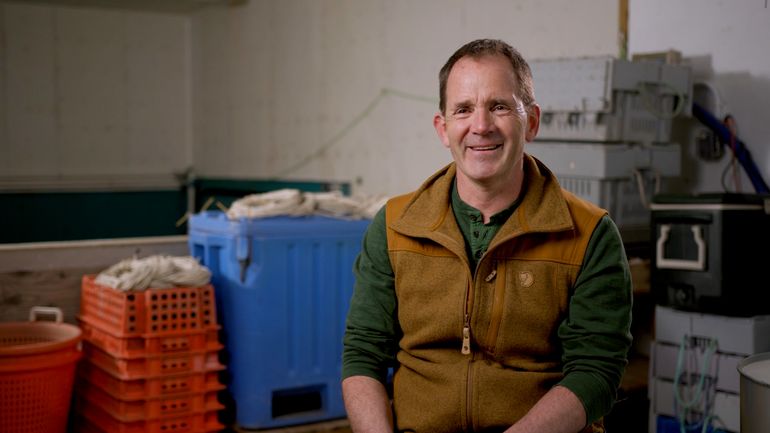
[226,188,387,220]
[95,255,211,291]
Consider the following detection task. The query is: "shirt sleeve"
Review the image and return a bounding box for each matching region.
[556,215,634,424]
[342,205,401,383]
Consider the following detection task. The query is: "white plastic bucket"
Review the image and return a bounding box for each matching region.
[738,352,770,433]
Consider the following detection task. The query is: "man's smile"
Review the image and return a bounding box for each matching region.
[467,144,502,151]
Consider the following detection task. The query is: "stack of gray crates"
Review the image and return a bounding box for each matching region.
[649,305,770,433]
[527,56,692,243]
[530,57,691,144]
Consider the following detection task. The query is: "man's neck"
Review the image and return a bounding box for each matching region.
[456,175,523,224]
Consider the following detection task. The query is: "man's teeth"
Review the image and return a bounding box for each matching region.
[472,145,500,150]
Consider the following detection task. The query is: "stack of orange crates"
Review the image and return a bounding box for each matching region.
[74,274,226,433]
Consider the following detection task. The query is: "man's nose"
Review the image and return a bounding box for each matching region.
[470,109,493,134]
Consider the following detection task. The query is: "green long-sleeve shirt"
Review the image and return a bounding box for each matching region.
[343,180,633,424]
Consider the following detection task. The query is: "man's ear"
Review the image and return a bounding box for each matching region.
[434,112,450,148]
[524,103,540,142]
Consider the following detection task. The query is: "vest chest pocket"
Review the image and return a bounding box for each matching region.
[487,261,573,366]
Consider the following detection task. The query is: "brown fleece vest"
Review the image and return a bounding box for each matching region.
[385,157,606,433]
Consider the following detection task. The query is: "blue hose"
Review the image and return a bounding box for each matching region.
[691,102,769,193]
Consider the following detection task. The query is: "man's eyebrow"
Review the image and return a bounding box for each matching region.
[449,100,472,110]
[489,97,516,106]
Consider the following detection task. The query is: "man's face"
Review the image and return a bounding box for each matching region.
[434,54,539,188]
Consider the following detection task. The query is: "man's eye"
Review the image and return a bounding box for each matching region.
[453,108,471,117]
[493,104,510,112]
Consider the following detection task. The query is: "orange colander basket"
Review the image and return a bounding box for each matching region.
[0,307,83,433]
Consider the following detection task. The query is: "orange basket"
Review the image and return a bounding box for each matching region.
[79,274,218,337]
[78,360,225,400]
[0,307,83,433]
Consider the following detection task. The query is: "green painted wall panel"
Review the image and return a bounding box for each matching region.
[1,178,349,244]
[1,190,187,244]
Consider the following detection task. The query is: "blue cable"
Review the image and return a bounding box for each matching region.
[691,102,770,193]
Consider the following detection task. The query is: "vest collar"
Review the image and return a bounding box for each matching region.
[390,154,575,245]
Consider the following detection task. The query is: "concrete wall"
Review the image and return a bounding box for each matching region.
[191,0,621,196]
[3,0,768,198]
[1,0,621,197]
[0,1,192,191]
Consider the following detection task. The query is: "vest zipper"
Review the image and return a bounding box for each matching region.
[462,269,473,355]
[460,260,473,431]
[463,269,474,431]
[461,313,471,355]
[466,355,475,432]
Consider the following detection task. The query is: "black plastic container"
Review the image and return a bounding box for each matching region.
[650,193,770,316]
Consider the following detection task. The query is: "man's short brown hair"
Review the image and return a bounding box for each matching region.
[438,39,535,114]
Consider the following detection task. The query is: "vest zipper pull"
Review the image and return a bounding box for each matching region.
[461,314,471,355]
[485,269,497,282]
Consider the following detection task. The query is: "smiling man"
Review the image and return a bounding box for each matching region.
[341,39,633,433]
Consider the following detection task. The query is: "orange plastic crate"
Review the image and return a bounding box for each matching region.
[84,342,224,380]
[77,378,223,421]
[76,400,223,433]
[79,275,217,337]
[78,360,224,400]
[79,320,222,358]
[76,417,224,433]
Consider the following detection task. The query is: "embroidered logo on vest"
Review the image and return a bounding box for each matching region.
[518,271,534,288]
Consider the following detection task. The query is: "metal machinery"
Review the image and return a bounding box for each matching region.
[527,56,692,243]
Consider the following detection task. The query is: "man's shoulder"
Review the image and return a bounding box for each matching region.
[559,187,607,218]
[385,192,415,225]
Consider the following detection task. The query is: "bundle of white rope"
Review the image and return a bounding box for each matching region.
[95,255,211,291]
[226,188,387,220]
